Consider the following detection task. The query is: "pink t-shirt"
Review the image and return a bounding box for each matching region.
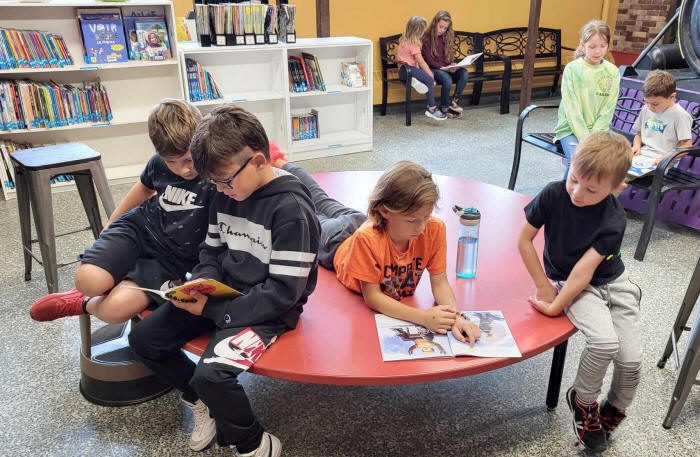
[396,40,421,68]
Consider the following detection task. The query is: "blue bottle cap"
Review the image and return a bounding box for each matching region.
[453,205,481,222]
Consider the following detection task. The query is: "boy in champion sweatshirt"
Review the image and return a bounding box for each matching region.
[129,104,320,457]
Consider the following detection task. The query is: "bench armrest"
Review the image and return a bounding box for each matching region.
[517,103,559,134]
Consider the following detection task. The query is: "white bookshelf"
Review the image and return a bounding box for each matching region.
[179,37,373,161]
[0,0,183,200]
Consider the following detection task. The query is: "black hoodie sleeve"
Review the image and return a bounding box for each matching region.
[190,200,226,282]
[200,216,319,328]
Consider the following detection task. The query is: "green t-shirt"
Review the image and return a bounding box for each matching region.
[554,57,620,141]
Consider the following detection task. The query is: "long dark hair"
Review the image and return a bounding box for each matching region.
[426,11,455,62]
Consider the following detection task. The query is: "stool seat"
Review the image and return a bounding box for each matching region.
[10,142,102,170]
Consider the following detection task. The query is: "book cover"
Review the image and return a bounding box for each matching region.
[78,10,128,64]
[123,278,242,303]
[134,17,171,60]
[440,52,483,70]
[628,154,657,178]
[121,6,167,60]
[375,310,521,362]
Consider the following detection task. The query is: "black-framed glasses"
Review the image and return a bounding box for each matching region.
[209,156,254,189]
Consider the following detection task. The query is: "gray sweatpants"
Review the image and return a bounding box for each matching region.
[556,272,642,410]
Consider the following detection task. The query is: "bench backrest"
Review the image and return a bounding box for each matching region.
[480,27,561,69]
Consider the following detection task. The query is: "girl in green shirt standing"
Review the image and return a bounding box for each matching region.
[555,20,620,178]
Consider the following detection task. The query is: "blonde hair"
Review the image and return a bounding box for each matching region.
[400,16,428,46]
[572,131,632,186]
[574,19,611,59]
[426,11,455,63]
[367,161,440,230]
[148,99,202,158]
[643,69,677,98]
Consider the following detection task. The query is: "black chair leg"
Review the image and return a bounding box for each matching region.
[405,75,413,126]
[499,77,511,115]
[634,187,664,261]
[550,74,560,97]
[471,81,483,106]
[381,81,388,116]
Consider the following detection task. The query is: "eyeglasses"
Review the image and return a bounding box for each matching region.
[209,156,254,190]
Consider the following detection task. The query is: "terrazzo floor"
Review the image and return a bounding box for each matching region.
[0,98,698,456]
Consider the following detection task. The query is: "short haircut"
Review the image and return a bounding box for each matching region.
[147,99,202,158]
[190,104,269,179]
[367,161,440,230]
[643,70,676,98]
[573,131,632,186]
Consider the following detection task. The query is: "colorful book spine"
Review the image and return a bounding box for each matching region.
[185,57,222,102]
[291,109,319,142]
[0,28,72,69]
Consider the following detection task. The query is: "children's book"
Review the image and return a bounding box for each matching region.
[134,17,171,60]
[440,52,483,70]
[628,154,657,178]
[122,278,242,302]
[77,8,128,64]
[375,310,522,362]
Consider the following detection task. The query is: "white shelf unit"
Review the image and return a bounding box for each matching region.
[0,0,183,200]
[179,37,373,162]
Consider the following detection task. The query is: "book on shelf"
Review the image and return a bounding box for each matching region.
[375,310,522,362]
[341,61,366,88]
[122,278,242,303]
[0,28,73,70]
[121,5,170,61]
[77,8,129,64]
[291,109,319,142]
[185,57,222,102]
[440,52,483,70]
[301,52,326,91]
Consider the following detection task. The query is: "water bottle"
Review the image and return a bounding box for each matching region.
[454,205,481,279]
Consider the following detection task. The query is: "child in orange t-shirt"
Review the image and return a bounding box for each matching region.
[278,158,480,343]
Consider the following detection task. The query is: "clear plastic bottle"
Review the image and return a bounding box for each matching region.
[454,206,481,279]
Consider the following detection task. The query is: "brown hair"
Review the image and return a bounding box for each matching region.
[190,104,269,179]
[643,69,676,98]
[574,20,611,59]
[367,161,440,230]
[572,131,632,186]
[400,16,428,46]
[426,11,455,63]
[147,99,202,158]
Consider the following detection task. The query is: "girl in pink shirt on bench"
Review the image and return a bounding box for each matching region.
[396,16,447,121]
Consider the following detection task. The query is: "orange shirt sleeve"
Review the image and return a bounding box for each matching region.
[344,230,384,284]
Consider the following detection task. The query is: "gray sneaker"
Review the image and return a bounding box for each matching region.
[425,107,447,120]
[183,398,217,451]
[410,77,429,94]
[234,432,281,457]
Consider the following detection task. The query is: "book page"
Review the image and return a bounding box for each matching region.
[628,155,657,178]
[440,52,483,70]
[375,314,453,361]
[448,311,522,358]
[165,278,242,302]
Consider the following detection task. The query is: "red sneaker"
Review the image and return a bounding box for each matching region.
[269,141,288,167]
[30,288,85,321]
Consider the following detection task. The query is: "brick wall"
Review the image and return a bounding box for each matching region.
[613,0,675,54]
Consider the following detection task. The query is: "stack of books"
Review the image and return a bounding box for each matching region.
[288,52,325,93]
[0,79,112,131]
[185,58,222,102]
[291,109,319,141]
[0,28,73,69]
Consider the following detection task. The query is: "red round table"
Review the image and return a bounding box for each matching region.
[184,172,576,409]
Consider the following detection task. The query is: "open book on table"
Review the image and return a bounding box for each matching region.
[122,278,242,303]
[440,52,483,70]
[375,310,522,362]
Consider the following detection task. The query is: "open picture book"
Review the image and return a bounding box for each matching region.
[628,154,658,178]
[375,310,522,362]
[440,52,483,70]
[122,278,242,302]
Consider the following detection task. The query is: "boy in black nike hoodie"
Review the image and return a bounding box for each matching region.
[129,105,320,457]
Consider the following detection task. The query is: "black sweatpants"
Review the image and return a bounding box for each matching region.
[129,302,286,451]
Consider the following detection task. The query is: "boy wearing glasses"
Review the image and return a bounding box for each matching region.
[30,99,213,327]
[129,104,320,457]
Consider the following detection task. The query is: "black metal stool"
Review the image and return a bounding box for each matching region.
[657,253,700,428]
[12,143,170,406]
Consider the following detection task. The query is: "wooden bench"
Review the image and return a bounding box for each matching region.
[507,76,700,261]
[148,172,576,410]
[379,27,564,124]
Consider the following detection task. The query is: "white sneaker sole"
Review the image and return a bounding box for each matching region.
[424,111,447,121]
[189,426,216,451]
[410,78,429,94]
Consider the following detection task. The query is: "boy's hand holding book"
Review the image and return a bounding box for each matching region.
[171,289,208,316]
[451,315,480,347]
[421,305,457,334]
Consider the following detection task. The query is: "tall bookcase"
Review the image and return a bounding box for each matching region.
[179,37,373,161]
[0,0,182,200]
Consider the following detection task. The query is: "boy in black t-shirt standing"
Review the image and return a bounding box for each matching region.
[518,131,641,453]
[30,99,214,326]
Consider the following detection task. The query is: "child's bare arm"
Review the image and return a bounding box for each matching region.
[678,138,692,149]
[631,133,642,155]
[360,281,456,333]
[529,246,604,316]
[106,181,156,227]
[414,53,434,79]
[518,222,556,302]
[429,272,457,311]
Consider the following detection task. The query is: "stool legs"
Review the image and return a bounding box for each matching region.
[27,170,59,293]
[658,255,700,368]
[74,172,104,238]
[14,166,33,281]
[88,161,116,216]
[663,309,700,428]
